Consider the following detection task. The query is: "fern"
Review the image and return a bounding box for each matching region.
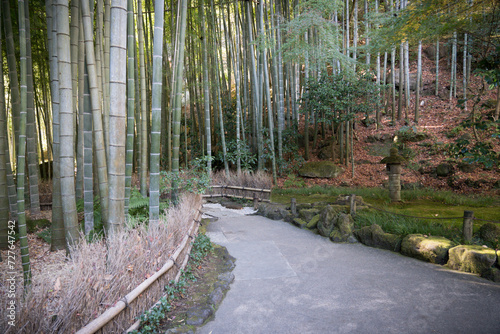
[129,196,149,210]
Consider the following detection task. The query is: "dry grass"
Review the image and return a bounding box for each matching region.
[211,170,272,189]
[0,194,201,333]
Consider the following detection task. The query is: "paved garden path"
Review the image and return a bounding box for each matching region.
[199,204,500,334]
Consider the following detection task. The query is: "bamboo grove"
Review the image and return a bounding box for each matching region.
[1,0,499,288]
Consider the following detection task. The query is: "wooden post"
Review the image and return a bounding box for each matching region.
[253,193,258,209]
[350,194,357,217]
[463,210,474,243]
[291,198,297,216]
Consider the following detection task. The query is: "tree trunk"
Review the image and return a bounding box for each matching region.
[415,40,422,123]
[137,0,148,196]
[124,0,135,215]
[200,0,211,173]
[83,66,94,235]
[47,0,65,251]
[435,39,439,96]
[81,0,109,229]
[17,0,32,288]
[108,0,128,234]
[1,0,21,157]
[57,0,79,247]
[0,20,9,250]
[170,0,189,205]
[25,0,40,215]
[450,31,457,101]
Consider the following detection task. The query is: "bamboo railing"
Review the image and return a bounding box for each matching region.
[75,206,202,334]
[203,185,271,202]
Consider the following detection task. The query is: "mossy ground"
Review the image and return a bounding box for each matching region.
[272,187,499,245]
[157,245,231,332]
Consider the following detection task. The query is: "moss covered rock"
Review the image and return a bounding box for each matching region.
[292,218,307,229]
[353,224,402,252]
[306,215,320,229]
[257,203,289,221]
[447,245,497,275]
[298,161,344,178]
[401,234,455,264]
[436,163,454,177]
[299,208,320,222]
[317,205,341,237]
[479,223,500,246]
[481,267,500,283]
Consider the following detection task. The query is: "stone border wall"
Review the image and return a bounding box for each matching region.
[257,199,500,283]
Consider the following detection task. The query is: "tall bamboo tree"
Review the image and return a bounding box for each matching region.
[415,39,422,123]
[81,0,109,229]
[137,0,148,196]
[47,0,65,251]
[17,0,31,288]
[24,0,40,215]
[200,0,211,173]
[108,0,128,234]
[2,0,21,157]
[149,0,166,223]
[0,16,9,251]
[124,0,135,214]
[83,65,94,235]
[57,0,79,247]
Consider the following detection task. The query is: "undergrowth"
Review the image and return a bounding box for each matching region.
[355,210,463,243]
[131,233,213,334]
[0,194,202,333]
[273,185,497,207]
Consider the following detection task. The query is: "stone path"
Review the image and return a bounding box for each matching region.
[198,204,500,334]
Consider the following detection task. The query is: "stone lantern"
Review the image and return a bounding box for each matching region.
[380,148,406,202]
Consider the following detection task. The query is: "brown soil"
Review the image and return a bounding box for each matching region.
[279,53,499,196]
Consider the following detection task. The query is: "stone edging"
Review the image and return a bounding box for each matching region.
[256,201,500,283]
[165,246,236,334]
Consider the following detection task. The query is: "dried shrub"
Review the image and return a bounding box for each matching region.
[211,170,272,189]
[0,194,201,333]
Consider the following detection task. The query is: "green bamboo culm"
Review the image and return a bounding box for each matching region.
[57,0,79,248]
[16,0,32,288]
[81,0,110,232]
[170,0,189,206]
[108,0,128,234]
[149,0,166,223]
[124,0,136,216]
[200,0,211,174]
[0,11,10,253]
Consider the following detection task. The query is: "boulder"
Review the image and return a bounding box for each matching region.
[299,208,320,222]
[353,224,402,252]
[436,163,454,177]
[423,43,449,60]
[401,234,455,264]
[481,267,500,283]
[479,223,500,246]
[457,162,475,173]
[317,205,341,237]
[447,245,497,275]
[388,70,418,91]
[318,144,338,160]
[292,218,307,229]
[334,195,364,206]
[298,161,344,178]
[329,213,355,243]
[365,133,394,143]
[257,203,289,221]
[306,215,320,229]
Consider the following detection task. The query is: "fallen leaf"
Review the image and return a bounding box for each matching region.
[54,277,61,292]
